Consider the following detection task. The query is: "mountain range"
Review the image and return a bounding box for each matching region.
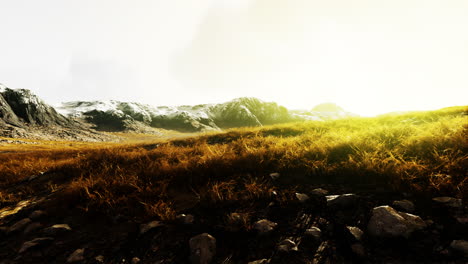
[0,83,355,140]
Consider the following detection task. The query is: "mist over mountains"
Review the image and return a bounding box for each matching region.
[1,83,355,139]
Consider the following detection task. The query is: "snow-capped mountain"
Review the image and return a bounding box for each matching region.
[56,97,297,132]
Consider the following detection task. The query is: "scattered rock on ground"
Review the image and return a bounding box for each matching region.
[189,233,216,264]
[8,218,32,233]
[29,210,47,220]
[19,237,54,253]
[432,197,463,208]
[450,240,468,256]
[295,193,310,203]
[367,206,426,238]
[305,227,322,240]
[176,214,195,224]
[67,248,85,263]
[253,219,277,234]
[392,200,415,213]
[311,188,329,196]
[346,226,364,241]
[326,194,358,208]
[140,221,163,235]
[277,239,298,252]
[43,224,72,235]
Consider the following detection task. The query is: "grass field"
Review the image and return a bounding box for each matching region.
[0,106,466,221]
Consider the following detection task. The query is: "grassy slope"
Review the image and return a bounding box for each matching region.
[0,106,466,221]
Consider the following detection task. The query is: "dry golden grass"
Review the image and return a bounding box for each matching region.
[0,106,466,220]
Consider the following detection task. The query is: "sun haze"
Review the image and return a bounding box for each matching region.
[0,0,467,116]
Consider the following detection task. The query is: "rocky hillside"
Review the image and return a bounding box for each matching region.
[0,84,111,141]
[56,98,352,133]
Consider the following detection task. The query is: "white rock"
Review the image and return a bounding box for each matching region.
[189,233,216,264]
[367,206,426,238]
[253,219,277,234]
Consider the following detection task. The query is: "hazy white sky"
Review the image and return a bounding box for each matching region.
[0,0,467,116]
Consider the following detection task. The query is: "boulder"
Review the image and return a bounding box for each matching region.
[304,227,322,240]
[8,218,32,233]
[29,210,47,220]
[140,221,163,235]
[277,239,298,252]
[432,197,462,208]
[189,233,216,264]
[43,224,72,235]
[311,188,329,197]
[346,226,364,241]
[367,206,426,238]
[450,240,468,256]
[248,259,269,264]
[19,237,54,253]
[295,193,310,203]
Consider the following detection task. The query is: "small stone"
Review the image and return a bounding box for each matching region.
[43,224,72,235]
[248,259,269,264]
[19,237,54,253]
[23,222,43,235]
[392,200,415,213]
[304,227,322,240]
[131,257,141,264]
[367,206,426,238]
[253,219,277,234]
[176,214,195,224]
[311,188,329,196]
[346,226,364,241]
[269,173,280,180]
[8,218,32,233]
[450,240,468,256]
[67,248,85,262]
[95,255,105,262]
[433,197,462,208]
[351,243,366,257]
[326,194,358,208]
[140,221,163,235]
[189,233,216,264]
[277,239,298,252]
[295,193,310,203]
[29,210,47,220]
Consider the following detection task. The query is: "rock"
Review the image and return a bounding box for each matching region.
[277,239,298,252]
[311,188,329,196]
[19,237,54,253]
[29,210,47,220]
[131,257,141,264]
[295,193,310,203]
[433,197,463,208]
[450,240,468,256]
[189,233,216,264]
[304,227,322,240]
[28,172,45,182]
[346,226,364,241]
[269,173,280,180]
[456,216,468,224]
[23,222,43,235]
[67,248,85,262]
[140,221,163,235]
[43,224,72,235]
[248,259,269,264]
[351,243,366,257]
[392,200,415,213]
[8,218,32,233]
[367,206,426,238]
[253,219,277,234]
[95,255,105,262]
[176,214,195,224]
[326,194,358,208]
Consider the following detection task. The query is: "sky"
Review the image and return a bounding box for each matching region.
[0,0,467,116]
